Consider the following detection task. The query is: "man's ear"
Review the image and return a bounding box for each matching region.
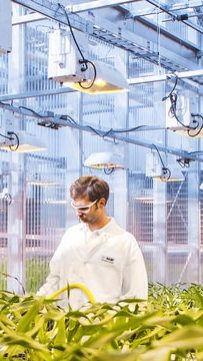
[98,197,106,207]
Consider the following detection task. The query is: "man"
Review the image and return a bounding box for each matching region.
[37,175,148,309]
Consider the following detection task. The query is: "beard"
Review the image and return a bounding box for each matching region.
[78,215,88,223]
[78,213,98,225]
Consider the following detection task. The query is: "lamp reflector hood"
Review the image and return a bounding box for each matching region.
[146,153,185,182]
[84,151,124,169]
[0,131,46,153]
[48,28,129,94]
[66,60,129,94]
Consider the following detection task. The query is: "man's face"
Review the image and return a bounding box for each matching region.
[71,196,100,224]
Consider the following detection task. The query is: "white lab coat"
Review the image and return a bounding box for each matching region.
[37,218,148,309]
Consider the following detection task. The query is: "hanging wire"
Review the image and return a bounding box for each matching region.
[162,74,178,101]
[187,113,203,137]
[78,60,97,90]
[7,132,19,151]
[0,131,19,151]
[166,91,203,136]
[58,3,97,90]
[104,167,115,175]
[168,92,186,128]
[152,144,171,181]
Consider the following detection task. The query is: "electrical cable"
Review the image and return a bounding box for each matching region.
[103,125,148,135]
[58,3,88,71]
[78,60,97,89]
[162,74,178,101]
[0,132,13,141]
[87,125,150,139]
[0,101,164,137]
[152,144,171,181]
[58,3,97,90]
[19,105,50,118]
[59,114,77,124]
[2,101,203,163]
[168,92,187,128]
[3,193,12,205]
[18,105,77,129]
[187,113,203,137]
[0,131,19,151]
[19,106,77,124]
[104,167,115,175]
[7,132,19,151]
[0,101,162,138]
[167,92,202,136]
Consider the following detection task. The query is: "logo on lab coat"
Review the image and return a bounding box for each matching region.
[101,255,115,264]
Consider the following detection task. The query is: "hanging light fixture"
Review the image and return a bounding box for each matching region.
[165,89,203,137]
[146,150,185,182]
[84,151,125,172]
[48,28,129,94]
[64,60,129,94]
[0,131,46,153]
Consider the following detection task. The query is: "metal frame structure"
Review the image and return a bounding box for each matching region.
[10,0,203,77]
[1,0,203,292]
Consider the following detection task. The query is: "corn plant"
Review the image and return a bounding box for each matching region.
[1,283,203,360]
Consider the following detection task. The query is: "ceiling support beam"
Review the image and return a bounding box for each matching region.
[11,0,91,33]
[65,0,138,13]
[146,0,203,34]
[11,0,202,78]
[128,68,203,85]
[12,12,46,25]
[0,100,203,164]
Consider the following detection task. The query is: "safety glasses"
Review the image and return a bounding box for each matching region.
[71,199,98,213]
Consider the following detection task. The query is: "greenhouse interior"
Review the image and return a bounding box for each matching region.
[1,0,203,296]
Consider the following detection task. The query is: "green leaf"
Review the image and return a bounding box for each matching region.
[91,350,141,361]
[138,347,172,361]
[0,313,16,328]
[16,297,43,333]
[153,325,203,349]
[54,317,67,345]
[1,332,51,357]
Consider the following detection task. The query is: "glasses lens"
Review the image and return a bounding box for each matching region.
[71,199,97,212]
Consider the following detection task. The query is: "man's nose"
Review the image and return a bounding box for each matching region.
[76,209,83,215]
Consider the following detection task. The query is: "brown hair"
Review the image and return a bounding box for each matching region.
[70,175,109,204]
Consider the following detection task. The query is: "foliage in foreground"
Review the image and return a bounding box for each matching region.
[1,283,203,360]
